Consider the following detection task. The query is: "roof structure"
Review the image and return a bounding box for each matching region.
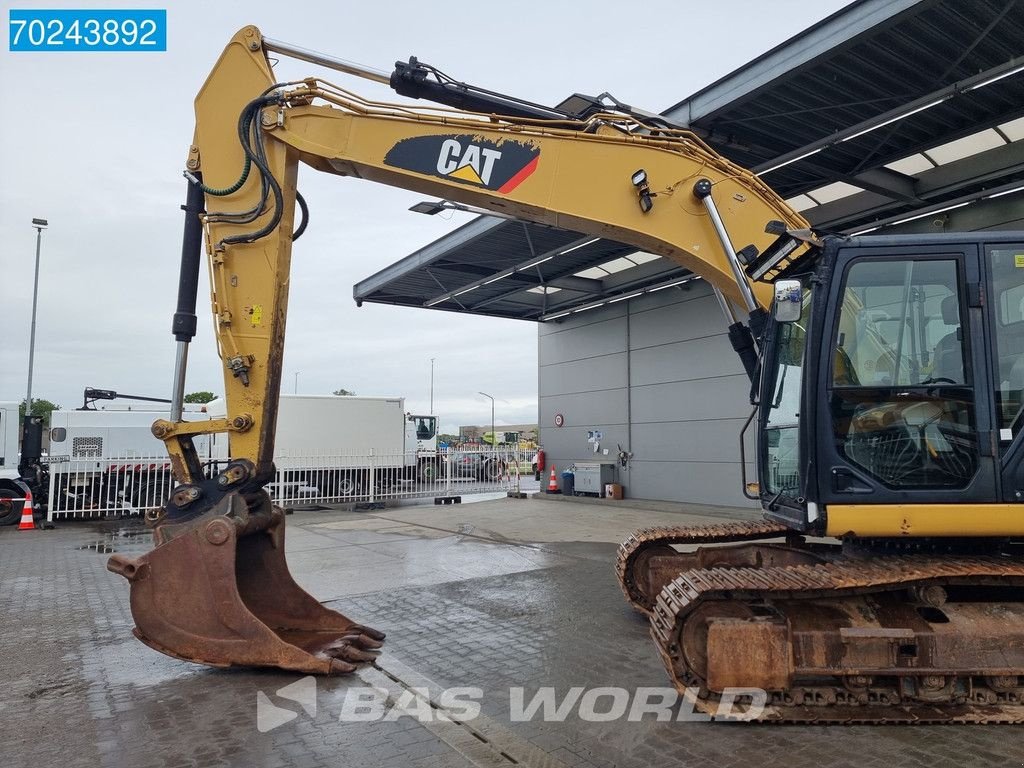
[354,0,1024,322]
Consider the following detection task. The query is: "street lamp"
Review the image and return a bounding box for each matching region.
[430,358,435,414]
[25,218,48,416]
[478,391,494,451]
[294,370,300,394]
[409,199,516,220]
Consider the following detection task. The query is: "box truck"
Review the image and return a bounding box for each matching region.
[205,394,439,497]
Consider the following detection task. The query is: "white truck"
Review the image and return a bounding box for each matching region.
[0,401,34,525]
[48,407,213,460]
[0,388,215,521]
[45,406,213,512]
[206,394,439,497]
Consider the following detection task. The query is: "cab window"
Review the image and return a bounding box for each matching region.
[414,417,436,440]
[762,286,811,497]
[988,246,1024,442]
[830,258,978,489]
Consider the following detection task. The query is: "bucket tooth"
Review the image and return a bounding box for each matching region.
[107,492,384,673]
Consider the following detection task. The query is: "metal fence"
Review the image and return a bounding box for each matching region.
[46,447,536,520]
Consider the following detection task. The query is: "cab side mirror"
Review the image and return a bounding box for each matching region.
[773,279,802,323]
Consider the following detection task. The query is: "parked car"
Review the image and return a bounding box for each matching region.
[447,451,507,481]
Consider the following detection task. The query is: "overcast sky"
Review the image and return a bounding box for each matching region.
[0,0,849,433]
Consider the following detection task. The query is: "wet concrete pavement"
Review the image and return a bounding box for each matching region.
[2,495,1021,767]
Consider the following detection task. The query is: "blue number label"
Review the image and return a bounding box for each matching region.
[9,10,166,51]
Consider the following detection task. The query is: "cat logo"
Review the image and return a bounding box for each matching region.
[384,134,539,193]
[436,139,502,185]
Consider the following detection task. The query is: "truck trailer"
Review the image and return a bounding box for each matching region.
[206,394,439,497]
[46,407,213,512]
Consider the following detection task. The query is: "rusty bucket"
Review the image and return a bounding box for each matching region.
[107,491,384,673]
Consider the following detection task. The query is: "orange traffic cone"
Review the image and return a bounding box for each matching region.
[546,465,560,494]
[17,488,35,530]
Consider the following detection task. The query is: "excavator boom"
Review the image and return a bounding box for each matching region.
[148,26,812,485]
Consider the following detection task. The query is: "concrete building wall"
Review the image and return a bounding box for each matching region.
[538,281,756,508]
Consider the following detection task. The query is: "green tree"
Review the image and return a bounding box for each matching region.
[332,388,356,396]
[184,391,217,404]
[19,398,60,424]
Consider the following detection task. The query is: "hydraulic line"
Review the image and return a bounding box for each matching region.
[186,94,309,241]
[217,94,285,247]
[293,191,308,240]
[189,101,258,198]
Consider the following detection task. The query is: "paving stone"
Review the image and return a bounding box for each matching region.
[2,505,1022,768]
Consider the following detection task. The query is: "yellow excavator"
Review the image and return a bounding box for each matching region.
[107,27,1024,722]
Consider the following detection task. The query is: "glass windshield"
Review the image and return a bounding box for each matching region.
[762,287,811,496]
[833,260,964,387]
[413,416,437,440]
[829,258,977,489]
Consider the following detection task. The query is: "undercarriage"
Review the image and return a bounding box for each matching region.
[617,521,1024,723]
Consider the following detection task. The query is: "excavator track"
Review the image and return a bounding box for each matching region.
[615,520,793,614]
[649,554,1024,724]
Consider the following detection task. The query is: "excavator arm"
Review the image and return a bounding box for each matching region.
[107,26,812,675]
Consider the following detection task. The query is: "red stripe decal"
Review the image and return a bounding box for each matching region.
[497,155,539,194]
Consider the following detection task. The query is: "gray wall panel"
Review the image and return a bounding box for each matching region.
[541,353,628,396]
[630,335,747,387]
[539,305,629,482]
[631,377,752,423]
[538,301,626,337]
[539,315,627,366]
[540,389,627,428]
[627,460,753,508]
[629,293,729,348]
[631,419,750,463]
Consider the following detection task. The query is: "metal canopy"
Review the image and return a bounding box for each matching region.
[678,0,1024,231]
[354,0,1024,322]
[354,217,689,321]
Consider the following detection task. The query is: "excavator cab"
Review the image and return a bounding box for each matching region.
[757,233,1024,535]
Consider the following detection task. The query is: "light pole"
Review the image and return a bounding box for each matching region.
[478,391,494,450]
[430,358,435,414]
[294,371,299,394]
[25,218,48,417]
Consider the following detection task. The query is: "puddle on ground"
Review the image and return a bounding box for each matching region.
[110,527,151,538]
[78,541,118,554]
[77,526,153,554]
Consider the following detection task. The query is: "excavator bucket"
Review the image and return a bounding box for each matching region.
[107,492,384,674]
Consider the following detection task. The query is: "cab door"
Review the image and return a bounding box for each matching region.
[984,242,1024,502]
[815,242,999,506]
